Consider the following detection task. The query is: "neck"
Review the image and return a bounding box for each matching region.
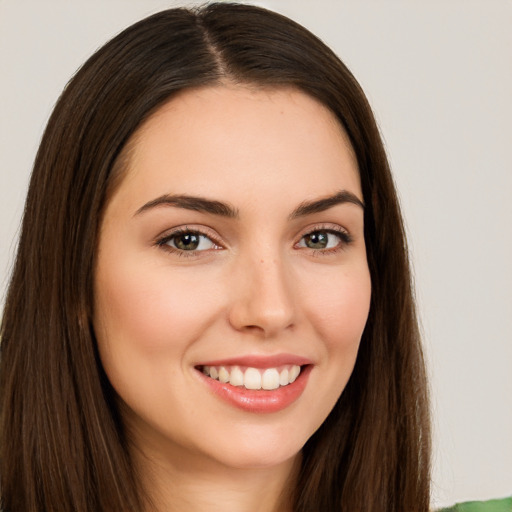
[132,440,300,512]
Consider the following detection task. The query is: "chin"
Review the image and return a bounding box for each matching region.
[216,447,301,472]
[197,421,310,471]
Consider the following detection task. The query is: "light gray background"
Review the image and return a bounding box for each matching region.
[0,0,510,507]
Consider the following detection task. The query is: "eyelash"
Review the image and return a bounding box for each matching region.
[155,226,223,258]
[296,225,353,256]
[155,224,353,257]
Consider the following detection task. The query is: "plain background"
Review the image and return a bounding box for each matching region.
[0,0,510,508]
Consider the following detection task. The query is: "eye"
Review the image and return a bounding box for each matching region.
[297,229,351,251]
[158,229,219,252]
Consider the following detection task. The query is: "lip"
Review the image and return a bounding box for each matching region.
[195,355,313,414]
[197,353,313,369]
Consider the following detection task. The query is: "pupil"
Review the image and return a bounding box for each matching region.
[176,233,199,250]
[306,232,328,249]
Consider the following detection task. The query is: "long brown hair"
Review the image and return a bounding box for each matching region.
[0,3,430,511]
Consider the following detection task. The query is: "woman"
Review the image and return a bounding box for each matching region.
[1,3,431,511]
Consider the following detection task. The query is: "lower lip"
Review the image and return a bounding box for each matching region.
[197,365,312,414]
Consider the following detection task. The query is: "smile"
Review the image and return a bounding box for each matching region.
[195,356,313,414]
[201,364,302,390]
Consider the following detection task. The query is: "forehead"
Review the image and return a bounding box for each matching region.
[112,85,361,210]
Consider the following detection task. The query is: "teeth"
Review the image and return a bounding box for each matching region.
[279,368,289,386]
[218,366,230,383]
[201,364,302,390]
[262,368,280,390]
[244,368,261,390]
[229,366,244,386]
[289,365,300,383]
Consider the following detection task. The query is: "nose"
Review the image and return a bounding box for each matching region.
[228,254,296,338]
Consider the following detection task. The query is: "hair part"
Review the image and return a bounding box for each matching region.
[1,4,430,511]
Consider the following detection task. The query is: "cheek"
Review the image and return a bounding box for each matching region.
[93,255,224,358]
[92,257,227,424]
[301,264,371,349]
[294,262,371,434]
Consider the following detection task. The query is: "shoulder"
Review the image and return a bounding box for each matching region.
[438,497,512,512]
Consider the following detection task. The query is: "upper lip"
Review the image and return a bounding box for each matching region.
[196,353,314,369]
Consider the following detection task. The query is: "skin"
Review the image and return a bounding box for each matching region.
[93,85,372,512]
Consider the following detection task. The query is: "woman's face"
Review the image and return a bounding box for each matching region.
[94,85,371,472]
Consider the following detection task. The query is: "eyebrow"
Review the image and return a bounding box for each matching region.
[289,190,364,219]
[134,189,364,219]
[134,194,239,218]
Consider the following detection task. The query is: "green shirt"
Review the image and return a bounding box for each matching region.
[438,497,512,512]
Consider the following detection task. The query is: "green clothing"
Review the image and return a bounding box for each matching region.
[439,497,512,512]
